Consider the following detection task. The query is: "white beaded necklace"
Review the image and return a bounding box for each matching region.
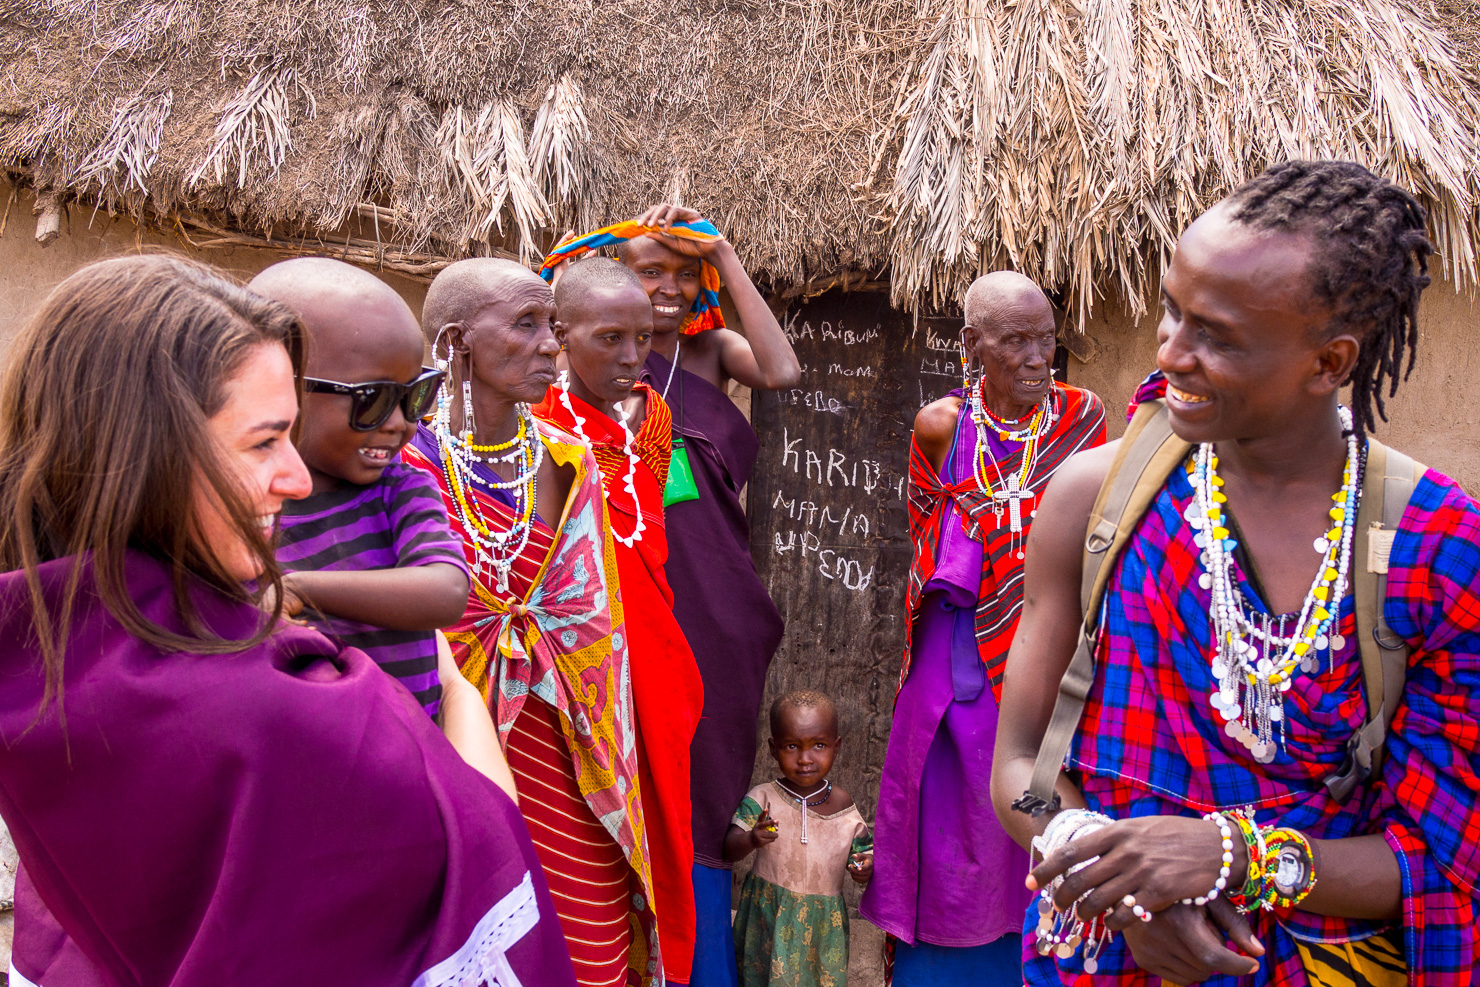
[432,388,543,595]
[967,380,1056,554]
[1188,406,1360,762]
[555,372,647,547]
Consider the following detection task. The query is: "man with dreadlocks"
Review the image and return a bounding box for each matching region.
[992,160,1480,986]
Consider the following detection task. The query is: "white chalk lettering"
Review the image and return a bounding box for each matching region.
[826,449,850,487]
[805,449,823,483]
[925,325,958,354]
[782,428,802,472]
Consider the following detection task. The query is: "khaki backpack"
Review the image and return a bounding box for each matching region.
[1014,399,1424,816]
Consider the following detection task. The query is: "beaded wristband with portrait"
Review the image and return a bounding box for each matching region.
[1261,828,1318,909]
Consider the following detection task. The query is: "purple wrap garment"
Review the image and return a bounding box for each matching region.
[860,406,1033,947]
[2,551,576,987]
[641,349,786,867]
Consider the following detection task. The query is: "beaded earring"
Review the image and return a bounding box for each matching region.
[960,342,978,394]
[461,378,476,442]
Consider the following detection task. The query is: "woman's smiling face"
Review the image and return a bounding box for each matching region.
[195,342,312,580]
[621,236,702,335]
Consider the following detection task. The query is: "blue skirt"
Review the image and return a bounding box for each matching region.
[892,935,1023,987]
[690,862,740,987]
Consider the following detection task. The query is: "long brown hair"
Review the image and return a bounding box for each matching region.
[0,253,304,717]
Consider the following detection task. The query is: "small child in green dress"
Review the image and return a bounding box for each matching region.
[724,690,874,987]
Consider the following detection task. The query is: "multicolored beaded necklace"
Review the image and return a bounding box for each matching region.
[1187,405,1360,762]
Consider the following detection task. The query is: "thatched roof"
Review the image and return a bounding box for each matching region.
[2,0,1478,326]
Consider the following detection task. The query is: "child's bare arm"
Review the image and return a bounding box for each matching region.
[723,811,778,862]
[284,563,470,630]
[436,631,517,801]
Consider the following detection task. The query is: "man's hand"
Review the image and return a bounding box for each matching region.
[847,852,874,884]
[1116,899,1262,984]
[750,809,779,848]
[1030,815,1244,918]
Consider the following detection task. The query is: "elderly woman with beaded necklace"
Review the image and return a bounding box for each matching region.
[400,258,665,987]
[993,161,1480,986]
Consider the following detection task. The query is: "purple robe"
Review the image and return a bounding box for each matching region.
[860,407,1033,947]
[641,350,785,866]
[2,551,576,987]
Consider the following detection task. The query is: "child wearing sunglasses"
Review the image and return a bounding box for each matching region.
[250,259,471,717]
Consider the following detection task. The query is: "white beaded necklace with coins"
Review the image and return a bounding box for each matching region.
[1188,405,1360,763]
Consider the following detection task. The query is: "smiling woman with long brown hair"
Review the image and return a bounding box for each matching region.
[0,253,576,987]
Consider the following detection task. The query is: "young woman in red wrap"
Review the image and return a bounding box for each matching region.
[534,257,706,985]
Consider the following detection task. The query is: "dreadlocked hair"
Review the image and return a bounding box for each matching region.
[1225,160,1433,440]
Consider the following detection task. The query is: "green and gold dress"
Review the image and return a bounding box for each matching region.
[732,783,873,987]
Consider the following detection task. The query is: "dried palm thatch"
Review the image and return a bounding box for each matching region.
[869,0,1480,325]
[0,0,1476,320]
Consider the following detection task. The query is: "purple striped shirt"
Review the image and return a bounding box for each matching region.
[276,462,469,716]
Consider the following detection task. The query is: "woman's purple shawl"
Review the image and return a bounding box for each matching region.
[0,551,576,987]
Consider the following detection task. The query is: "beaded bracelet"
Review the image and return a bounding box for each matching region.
[1030,810,1116,966]
[1180,811,1235,907]
[1225,809,1265,911]
[1258,828,1318,909]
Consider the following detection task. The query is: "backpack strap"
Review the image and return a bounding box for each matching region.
[1014,400,1191,815]
[1323,439,1425,803]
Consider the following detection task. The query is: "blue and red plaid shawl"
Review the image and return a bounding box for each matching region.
[903,382,1106,703]
[1024,460,1480,986]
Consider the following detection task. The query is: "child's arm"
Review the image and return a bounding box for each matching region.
[847,807,874,885]
[286,465,472,630]
[723,806,778,862]
[284,564,469,630]
[436,631,517,802]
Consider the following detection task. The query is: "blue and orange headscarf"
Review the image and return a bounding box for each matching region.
[539,219,726,335]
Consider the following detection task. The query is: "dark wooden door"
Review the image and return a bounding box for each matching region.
[748,291,965,815]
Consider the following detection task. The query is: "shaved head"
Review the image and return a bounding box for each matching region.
[249,257,421,378]
[554,258,648,323]
[963,270,1053,328]
[422,258,551,342]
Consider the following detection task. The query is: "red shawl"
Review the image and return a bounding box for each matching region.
[902,382,1107,703]
[534,383,704,984]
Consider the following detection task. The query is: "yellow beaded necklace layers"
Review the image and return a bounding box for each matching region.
[967,378,1058,555]
[1189,406,1360,762]
[433,387,543,595]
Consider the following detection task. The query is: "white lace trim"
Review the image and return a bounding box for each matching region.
[411,871,540,987]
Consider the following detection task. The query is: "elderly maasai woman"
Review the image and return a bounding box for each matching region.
[995,161,1480,986]
[403,258,659,987]
[2,255,574,987]
[860,272,1106,984]
[534,258,705,985]
[544,205,800,987]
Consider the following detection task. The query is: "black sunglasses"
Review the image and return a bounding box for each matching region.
[302,367,445,432]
